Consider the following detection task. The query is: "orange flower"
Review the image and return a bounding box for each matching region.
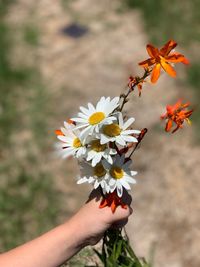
[128,75,144,97]
[161,100,193,133]
[139,40,189,83]
[99,191,127,213]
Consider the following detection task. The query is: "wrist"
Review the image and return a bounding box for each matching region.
[63,215,90,250]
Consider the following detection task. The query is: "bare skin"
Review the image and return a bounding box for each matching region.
[0,190,132,267]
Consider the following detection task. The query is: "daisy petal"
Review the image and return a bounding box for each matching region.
[120,179,131,190]
[117,184,123,197]
[122,117,135,130]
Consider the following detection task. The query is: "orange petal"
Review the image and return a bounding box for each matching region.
[165,119,173,132]
[165,53,189,65]
[147,44,159,58]
[173,99,182,110]
[138,58,155,67]
[151,64,161,83]
[160,59,176,78]
[160,40,177,56]
[181,57,190,65]
[111,201,116,213]
[55,129,63,136]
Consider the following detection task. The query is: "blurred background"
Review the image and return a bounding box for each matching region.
[0,0,200,266]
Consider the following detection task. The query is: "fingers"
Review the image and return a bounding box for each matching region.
[111,218,128,229]
[85,189,133,225]
[112,204,132,222]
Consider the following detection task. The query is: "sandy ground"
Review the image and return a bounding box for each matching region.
[7,0,200,266]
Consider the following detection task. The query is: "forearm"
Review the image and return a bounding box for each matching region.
[0,219,84,267]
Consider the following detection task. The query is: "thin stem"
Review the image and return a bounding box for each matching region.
[117,68,151,112]
[127,128,148,159]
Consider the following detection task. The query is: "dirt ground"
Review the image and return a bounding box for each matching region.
[7,1,200,266]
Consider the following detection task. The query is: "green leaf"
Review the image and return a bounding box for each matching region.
[93,248,104,263]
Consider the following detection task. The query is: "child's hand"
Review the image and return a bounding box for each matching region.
[67,189,132,246]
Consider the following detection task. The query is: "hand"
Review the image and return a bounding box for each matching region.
[67,189,132,246]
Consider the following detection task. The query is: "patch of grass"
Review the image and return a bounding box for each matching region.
[61,0,74,10]
[123,0,200,45]
[24,24,39,46]
[0,167,60,250]
[0,1,62,252]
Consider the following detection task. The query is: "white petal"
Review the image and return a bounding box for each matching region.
[125,175,136,184]
[109,178,116,186]
[94,180,100,189]
[88,176,95,183]
[122,129,137,135]
[78,112,88,119]
[60,127,71,136]
[123,117,135,130]
[80,125,93,138]
[122,135,138,143]
[130,171,138,176]
[62,150,74,159]
[96,97,104,110]
[74,124,88,130]
[80,106,90,115]
[92,154,102,167]
[64,121,74,130]
[116,136,126,146]
[110,184,116,193]
[88,103,95,112]
[131,130,141,134]
[105,183,111,193]
[116,183,123,197]
[77,177,88,184]
[120,179,131,190]
[71,117,87,123]
[58,135,72,143]
[105,154,113,164]
[100,134,112,145]
[87,151,96,161]
[118,112,124,128]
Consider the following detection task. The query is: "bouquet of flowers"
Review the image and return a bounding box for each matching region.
[55,40,193,266]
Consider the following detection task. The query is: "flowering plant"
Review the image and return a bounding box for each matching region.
[55,40,193,266]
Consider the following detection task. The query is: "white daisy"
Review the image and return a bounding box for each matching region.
[102,154,137,197]
[56,121,87,159]
[86,139,117,167]
[99,112,141,146]
[77,162,110,194]
[71,96,119,138]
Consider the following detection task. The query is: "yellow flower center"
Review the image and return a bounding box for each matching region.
[110,166,124,179]
[89,112,105,125]
[103,124,121,137]
[73,137,82,148]
[94,164,106,178]
[90,140,107,152]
